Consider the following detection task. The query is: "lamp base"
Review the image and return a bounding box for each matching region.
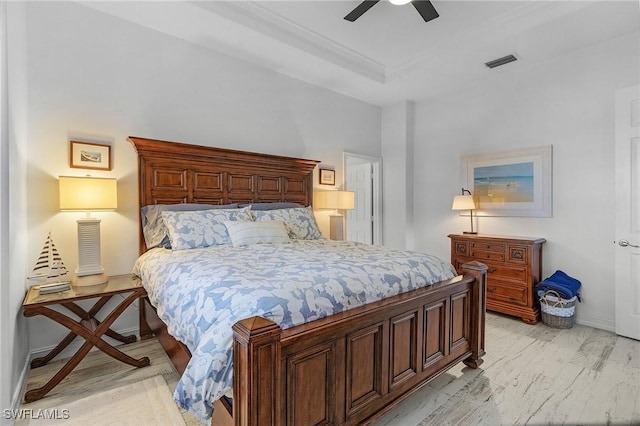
[72,273,109,287]
[463,231,478,235]
[329,214,345,241]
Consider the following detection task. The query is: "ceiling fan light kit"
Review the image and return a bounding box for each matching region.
[344,0,439,23]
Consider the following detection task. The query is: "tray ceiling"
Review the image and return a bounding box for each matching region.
[80,1,640,106]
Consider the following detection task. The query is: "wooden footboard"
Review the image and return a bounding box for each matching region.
[231,261,487,426]
[140,261,487,426]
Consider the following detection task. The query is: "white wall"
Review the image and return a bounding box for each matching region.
[2,2,30,421]
[381,101,414,249]
[22,2,380,359]
[0,3,11,420]
[411,33,639,330]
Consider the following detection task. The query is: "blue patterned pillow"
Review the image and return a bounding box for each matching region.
[161,207,252,250]
[141,203,238,249]
[252,206,322,240]
[239,202,303,211]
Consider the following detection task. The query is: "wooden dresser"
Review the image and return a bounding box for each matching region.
[448,234,545,324]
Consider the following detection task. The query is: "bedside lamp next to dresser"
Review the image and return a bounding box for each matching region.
[448,234,545,324]
[451,188,477,234]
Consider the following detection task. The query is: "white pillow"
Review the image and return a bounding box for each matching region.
[224,220,290,247]
[161,207,252,250]
[141,203,238,249]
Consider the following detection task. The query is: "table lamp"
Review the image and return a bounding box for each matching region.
[452,188,477,234]
[59,176,117,286]
[314,190,355,240]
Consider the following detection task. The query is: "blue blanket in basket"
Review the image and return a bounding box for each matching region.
[535,270,582,301]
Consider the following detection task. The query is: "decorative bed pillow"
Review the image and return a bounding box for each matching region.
[224,220,290,247]
[252,206,322,240]
[161,207,252,250]
[239,202,303,211]
[141,203,238,249]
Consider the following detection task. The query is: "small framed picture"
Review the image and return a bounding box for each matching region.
[70,141,112,171]
[319,169,335,185]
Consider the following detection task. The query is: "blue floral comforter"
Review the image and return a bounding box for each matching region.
[132,240,456,423]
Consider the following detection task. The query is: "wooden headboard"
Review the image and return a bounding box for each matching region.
[128,136,319,253]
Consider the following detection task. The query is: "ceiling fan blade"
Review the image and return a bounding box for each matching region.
[412,0,439,23]
[344,0,380,22]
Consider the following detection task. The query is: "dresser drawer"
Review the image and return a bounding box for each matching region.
[469,250,506,262]
[508,246,529,264]
[453,241,470,257]
[452,258,470,274]
[486,280,528,306]
[470,242,506,253]
[486,264,527,282]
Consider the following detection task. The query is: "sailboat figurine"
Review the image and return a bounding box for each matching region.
[28,232,71,286]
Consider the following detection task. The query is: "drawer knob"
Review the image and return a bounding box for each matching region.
[488,268,497,273]
[488,287,496,293]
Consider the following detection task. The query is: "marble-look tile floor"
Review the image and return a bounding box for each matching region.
[374,313,640,425]
[20,313,640,425]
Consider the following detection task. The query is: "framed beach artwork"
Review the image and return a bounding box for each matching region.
[70,141,112,171]
[461,145,552,217]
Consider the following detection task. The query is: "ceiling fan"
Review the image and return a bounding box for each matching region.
[344,0,439,23]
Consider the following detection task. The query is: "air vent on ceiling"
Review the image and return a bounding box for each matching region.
[485,54,518,69]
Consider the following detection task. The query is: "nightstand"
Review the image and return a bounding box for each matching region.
[22,274,150,402]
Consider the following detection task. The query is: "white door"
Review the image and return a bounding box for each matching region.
[346,162,373,244]
[615,85,640,340]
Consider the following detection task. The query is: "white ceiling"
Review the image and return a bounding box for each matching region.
[81,1,640,106]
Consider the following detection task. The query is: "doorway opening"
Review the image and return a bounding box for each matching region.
[343,152,382,245]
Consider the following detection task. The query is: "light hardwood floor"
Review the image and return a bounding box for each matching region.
[376,313,640,425]
[19,313,640,425]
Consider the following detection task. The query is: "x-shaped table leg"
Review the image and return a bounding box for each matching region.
[30,296,137,369]
[24,290,150,402]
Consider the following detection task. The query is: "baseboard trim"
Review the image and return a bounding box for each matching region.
[10,352,30,423]
[575,314,615,333]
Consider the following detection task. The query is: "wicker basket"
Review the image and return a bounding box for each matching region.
[539,290,576,329]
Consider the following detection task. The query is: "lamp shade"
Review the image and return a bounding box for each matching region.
[59,176,118,211]
[314,190,355,210]
[451,194,475,211]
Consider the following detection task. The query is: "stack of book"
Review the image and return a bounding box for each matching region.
[36,281,71,294]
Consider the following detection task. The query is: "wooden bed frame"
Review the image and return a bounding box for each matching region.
[129,136,487,426]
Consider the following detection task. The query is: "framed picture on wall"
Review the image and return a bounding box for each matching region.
[319,169,336,185]
[461,145,552,217]
[70,141,112,171]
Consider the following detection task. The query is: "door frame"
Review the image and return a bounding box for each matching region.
[614,84,640,340]
[343,152,383,245]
